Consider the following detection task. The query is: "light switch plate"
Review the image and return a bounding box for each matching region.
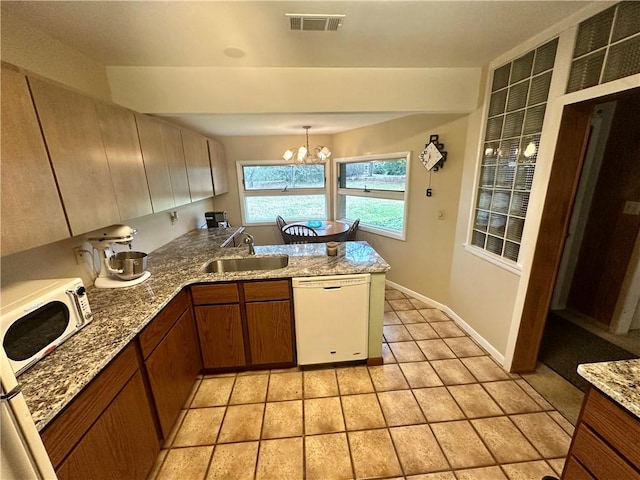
[623,201,640,215]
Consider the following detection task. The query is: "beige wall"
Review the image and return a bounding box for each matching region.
[107,66,481,115]
[212,113,469,305]
[448,108,520,355]
[332,114,468,304]
[1,10,112,100]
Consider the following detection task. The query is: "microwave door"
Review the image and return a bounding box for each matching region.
[0,351,56,480]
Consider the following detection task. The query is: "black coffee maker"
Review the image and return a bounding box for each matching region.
[205,211,228,228]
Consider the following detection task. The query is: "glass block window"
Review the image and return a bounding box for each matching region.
[471,38,558,264]
[567,2,640,93]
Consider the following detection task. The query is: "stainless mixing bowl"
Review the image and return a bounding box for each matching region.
[110,251,148,280]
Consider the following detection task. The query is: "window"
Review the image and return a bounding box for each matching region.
[236,161,328,224]
[469,38,558,266]
[334,152,410,240]
[567,2,640,93]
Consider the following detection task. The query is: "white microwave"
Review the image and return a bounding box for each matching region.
[1,278,93,376]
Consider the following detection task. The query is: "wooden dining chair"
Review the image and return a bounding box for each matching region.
[282,224,319,244]
[276,216,287,243]
[345,218,360,241]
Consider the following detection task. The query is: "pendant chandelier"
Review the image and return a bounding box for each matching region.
[283,126,331,164]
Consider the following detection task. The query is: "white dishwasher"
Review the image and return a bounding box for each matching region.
[292,274,370,365]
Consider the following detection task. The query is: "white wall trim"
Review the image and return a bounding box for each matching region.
[462,243,522,276]
[385,280,505,365]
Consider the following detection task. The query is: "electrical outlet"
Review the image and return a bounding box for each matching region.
[73,247,85,265]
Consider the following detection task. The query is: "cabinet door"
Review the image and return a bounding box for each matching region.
[195,305,246,368]
[208,138,229,196]
[162,123,191,207]
[182,129,214,202]
[145,308,202,439]
[1,67,70,255]
[94,102,153,220]
[135,113,175,212]
[246,301,294,365]
[55,371,159,480]
[28,77,120,235]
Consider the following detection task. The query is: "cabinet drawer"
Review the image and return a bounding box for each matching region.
[243,280,290,302]
[572,424,638,480]
[41,343,139,468]
[139,289,189,359]
[582,388,640,468]
[191,283,239,305]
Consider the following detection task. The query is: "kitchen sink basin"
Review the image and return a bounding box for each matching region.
[202,255,289,273]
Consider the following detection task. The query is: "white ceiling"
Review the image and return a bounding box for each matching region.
[2,0,596,135]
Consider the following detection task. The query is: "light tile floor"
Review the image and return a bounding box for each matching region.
[148,287,576,480]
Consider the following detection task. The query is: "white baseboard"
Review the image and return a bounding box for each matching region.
[385,280,505,365]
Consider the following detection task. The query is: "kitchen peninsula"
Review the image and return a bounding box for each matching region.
[562,359,640,479]
[19,227,390,432]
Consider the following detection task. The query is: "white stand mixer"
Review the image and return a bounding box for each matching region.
[87,225,151,289]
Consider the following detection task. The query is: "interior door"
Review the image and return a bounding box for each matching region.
[567,96,640,326]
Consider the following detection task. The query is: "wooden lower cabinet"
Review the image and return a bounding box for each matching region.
[563,388,640,479]
[144,307,202,439]
[192,280,295,369]
[195,304,246,368]
[41,344,159,480]
[55,371,159,480]
[246,301,293,365]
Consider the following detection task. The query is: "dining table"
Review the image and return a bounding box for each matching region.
[284,220,350,242]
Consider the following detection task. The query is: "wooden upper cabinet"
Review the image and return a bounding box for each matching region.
[1,67,70,256]
[28,77,121,235]
[208,138,229,196]
[162,123,191,207]
[94,103,153,221]
[181,129,214,202]
[135,113,175,212]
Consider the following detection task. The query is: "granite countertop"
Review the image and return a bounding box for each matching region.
[578,359,640,418]
[19,227,390,431]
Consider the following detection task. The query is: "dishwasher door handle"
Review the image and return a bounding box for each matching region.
[324,286,342,290]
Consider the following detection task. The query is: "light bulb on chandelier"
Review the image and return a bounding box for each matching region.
[283,126,331,164]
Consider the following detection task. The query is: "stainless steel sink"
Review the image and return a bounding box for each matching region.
[202,255,289,273]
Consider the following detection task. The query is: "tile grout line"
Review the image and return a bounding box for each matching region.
[335,369,358,480]
[368,360,407,479]
[393,294,508,475]
[203,373,238,480]
[156,289,570,479]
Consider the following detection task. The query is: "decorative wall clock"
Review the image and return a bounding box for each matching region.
[419,134,448,171]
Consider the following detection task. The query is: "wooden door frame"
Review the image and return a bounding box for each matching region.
[510,87,640,372]
[510,102,593,372]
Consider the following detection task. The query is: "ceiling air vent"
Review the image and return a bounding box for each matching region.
[285,13,345,32]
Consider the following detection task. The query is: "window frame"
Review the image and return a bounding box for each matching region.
[236,160,330,226]
[333,151,411,241]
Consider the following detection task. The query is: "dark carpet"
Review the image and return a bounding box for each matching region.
[539,312,638,392]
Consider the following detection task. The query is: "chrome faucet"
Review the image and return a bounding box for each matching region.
[243,233,255,255]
